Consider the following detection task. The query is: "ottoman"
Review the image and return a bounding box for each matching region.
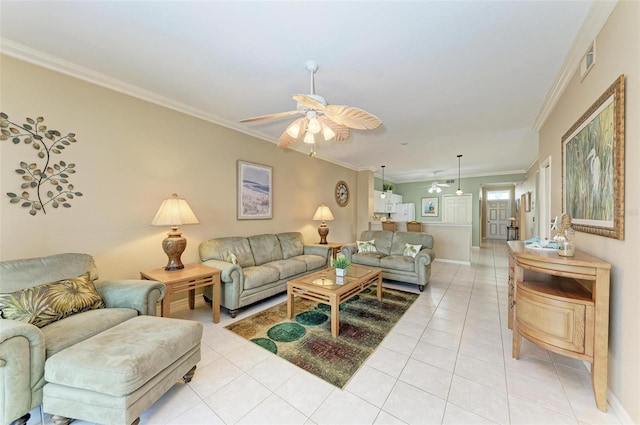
[43,315,203,425]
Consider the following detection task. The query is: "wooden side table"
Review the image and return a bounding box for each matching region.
[140,263,221,323]
[312,242,344,260]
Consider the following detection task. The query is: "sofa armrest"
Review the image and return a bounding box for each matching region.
[0,320,46,423]
[201,259,242,283]
[94,280,165,316]
[341,244,357,261]
[416,248,435,265]
[303,245,332,266]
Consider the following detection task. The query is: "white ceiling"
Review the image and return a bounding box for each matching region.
[0,1,595,183]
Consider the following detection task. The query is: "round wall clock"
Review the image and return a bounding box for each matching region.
[335,181,349,207]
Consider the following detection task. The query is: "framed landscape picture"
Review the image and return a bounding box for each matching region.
[561,75,625,239]
[237,160,272,219]
[421,197,438,217]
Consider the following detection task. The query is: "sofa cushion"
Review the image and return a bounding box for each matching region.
[199,237,256,268]
[276,232,304,259]
[249,234,283,266]
[263,259,306,280]
[351,252,385,267]
[391,231,434,255]
[359,230,393,255]
[380,255,415,272]
[243,266,281,290]
[41,308,137,358]
[0,272,105,328]
[292,255,327,271]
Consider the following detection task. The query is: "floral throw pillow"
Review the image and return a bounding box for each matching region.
[357,239,377,253]
[0,272,105,328]
[403,243,422,258]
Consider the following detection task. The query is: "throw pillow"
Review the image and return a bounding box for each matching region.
[0,272,105,328]
[403,243,422,258]
[226,252,238,265]
[357,239,377,253]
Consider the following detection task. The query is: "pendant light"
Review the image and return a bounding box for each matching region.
[455,154,464,196]
[380,165,386,199]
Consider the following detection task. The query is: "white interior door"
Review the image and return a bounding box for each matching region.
[486,200,509,239]
[442,194,473,223]
[539,157,551,240]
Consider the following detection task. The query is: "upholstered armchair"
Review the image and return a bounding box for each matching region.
[0,253,165,425]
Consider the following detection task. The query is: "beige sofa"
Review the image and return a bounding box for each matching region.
[341,230,435,291]
[0,253,165,425]
[199,232,331,317]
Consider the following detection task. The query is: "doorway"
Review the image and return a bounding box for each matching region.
[485,190,510,240]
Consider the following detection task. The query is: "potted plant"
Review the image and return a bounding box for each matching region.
[332,257,351,277]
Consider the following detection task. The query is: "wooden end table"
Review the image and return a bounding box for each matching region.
[287,264,382,337]
[140,263,221,323]
[312,242,345,260]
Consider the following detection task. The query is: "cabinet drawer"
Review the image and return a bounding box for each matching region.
[516,283,586,354]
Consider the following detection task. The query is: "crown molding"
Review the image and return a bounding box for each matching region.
[533,1,618,131]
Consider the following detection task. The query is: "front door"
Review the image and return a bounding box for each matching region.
[487,200,509,239]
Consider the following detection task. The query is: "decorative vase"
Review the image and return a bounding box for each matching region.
[336,268,346,277]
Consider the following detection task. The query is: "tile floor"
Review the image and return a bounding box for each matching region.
[29,241,623,424]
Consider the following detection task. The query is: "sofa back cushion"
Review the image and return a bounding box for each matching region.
[276,232,305,259]
[391,231,434,255]
[199,237,256,268]
[0,253,99,293]
[358,230,394,255]
[248,234,283,266]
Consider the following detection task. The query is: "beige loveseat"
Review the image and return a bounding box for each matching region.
[0,253,165,425]
[341,230,435,291]
[199,232,331,317]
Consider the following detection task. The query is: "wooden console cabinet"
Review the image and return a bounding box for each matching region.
[507,241,611,411]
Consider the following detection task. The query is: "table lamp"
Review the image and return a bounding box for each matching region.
[151,194,199,270]
[313,203,334,244]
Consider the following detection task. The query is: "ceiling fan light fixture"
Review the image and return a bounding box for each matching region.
[307,116,322,134]
[286,118,304,138]
[303,131,315,144]
[321,122,336,141]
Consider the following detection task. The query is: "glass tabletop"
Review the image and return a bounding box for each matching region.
[296,266,376,289]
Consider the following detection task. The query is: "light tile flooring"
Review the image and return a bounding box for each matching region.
[29,241,623,425]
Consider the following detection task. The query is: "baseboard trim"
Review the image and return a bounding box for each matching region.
[434,258,471,266]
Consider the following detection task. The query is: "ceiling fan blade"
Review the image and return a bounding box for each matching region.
[277,129,298,149]
[319,116,350,141]
[239,110,301,123]
[324,105,382,130]
[292,94,326,111]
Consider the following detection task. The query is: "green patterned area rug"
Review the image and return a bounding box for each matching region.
[225,286,418,388]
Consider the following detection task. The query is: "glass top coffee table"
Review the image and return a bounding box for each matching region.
[286,264,383,337]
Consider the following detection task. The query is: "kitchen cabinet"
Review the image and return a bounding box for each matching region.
[507,241,611,411]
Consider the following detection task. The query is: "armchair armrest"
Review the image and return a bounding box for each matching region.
[0,320,46,423]
[94,279,165,316]
[341,244,357,261]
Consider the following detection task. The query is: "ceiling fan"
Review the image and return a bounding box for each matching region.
[239,61,382,150]
[422,172,450,193]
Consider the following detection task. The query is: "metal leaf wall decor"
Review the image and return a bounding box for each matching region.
[0,113,83,216]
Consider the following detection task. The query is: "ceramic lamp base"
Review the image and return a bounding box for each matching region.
[317,224,329,244]
[162,230,187,271]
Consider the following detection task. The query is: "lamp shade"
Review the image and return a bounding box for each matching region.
[151,194,199,226]
[313,204,334,221]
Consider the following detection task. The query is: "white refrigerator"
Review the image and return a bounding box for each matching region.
[391,203,416,221]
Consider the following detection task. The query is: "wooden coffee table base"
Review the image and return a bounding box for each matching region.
[287,267,382,337]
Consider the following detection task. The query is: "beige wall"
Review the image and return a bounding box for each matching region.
[539,1,639,421]
[0,55,360,279]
